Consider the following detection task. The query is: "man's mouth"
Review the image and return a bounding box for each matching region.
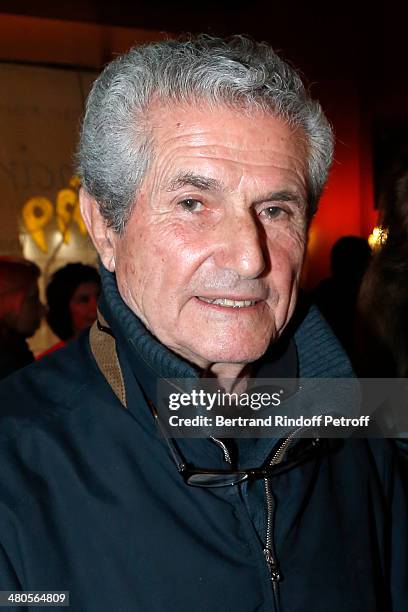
[196,296,259,308]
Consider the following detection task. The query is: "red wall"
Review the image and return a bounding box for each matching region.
[302,80,377,289]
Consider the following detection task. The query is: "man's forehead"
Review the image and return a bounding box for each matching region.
[145,102,309,199]
[148,100,306,151]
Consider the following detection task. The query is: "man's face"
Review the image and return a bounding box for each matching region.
[111,103,309,369]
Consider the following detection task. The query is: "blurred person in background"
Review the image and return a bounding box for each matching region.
[39,263,100,356]
[358,169,408,377]
[311,236,372,366]
[0,257,43,379]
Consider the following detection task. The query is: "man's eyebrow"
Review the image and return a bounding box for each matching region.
[257,190,305,207]
[165,172,223,193]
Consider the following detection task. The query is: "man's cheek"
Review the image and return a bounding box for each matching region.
[116,261,145,309]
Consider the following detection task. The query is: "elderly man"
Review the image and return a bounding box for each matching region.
[0,36,406,612]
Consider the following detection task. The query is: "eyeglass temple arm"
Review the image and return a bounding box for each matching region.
[146,399,187,472]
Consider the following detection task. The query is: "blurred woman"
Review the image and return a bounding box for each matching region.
[40,263,100,357]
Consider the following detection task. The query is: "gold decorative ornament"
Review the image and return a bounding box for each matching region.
[22,175,87,252]
[56,187,79,243]
[22,196,54,253]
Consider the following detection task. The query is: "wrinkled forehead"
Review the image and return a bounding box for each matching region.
[144,101,309,192]
[148,99,307,149]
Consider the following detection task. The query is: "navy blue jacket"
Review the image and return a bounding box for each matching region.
[0,269,406,611]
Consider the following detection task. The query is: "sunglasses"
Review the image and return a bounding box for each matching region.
[148,400,321,487]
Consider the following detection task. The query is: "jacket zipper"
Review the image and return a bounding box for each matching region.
[210,436,232,464]
[262,428,306,611]
[212,431,305,612]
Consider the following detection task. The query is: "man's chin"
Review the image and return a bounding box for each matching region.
[186,341,273,370]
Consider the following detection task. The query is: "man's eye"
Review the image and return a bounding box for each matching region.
[178,199,204,213]
[261,206,287,220]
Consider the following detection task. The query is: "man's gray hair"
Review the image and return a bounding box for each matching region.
[77,35,334,232]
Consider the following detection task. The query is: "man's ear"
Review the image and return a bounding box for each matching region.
[79,188,116,272]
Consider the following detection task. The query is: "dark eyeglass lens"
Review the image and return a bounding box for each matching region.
[187,472,249,487]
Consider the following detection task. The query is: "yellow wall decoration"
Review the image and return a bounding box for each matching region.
[22,196,54,253]
[56,187,86,243]
[22,176,87,252]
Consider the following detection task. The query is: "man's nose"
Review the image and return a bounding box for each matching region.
[213,211,266,279]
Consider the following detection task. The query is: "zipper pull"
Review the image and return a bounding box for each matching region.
[264,548,281,582]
